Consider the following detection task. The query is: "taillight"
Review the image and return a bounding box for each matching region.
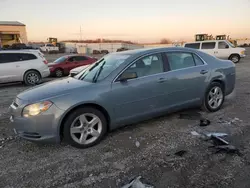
[43,60,48,64]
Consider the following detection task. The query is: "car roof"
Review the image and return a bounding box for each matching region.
[184,40,227,44]
[116,47,199,57]
[0,50,40,54]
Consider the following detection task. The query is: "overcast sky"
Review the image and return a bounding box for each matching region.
[0,0,249,42]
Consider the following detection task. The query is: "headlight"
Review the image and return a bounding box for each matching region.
[22,101,53,117]
[241,51,245,55]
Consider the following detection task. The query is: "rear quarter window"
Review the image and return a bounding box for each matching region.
[185,43,200,49]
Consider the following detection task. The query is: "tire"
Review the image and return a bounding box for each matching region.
[202,82,225,112]
[229,54,240,63]
[23,70,41,86]
[55,68,64,77]
[63,107,108,149]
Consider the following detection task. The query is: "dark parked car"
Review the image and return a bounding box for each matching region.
[48,55,97,77]
[101,50,109,54]
[9,47,235,148]
[117,47,128,52]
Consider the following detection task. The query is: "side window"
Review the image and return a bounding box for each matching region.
[68,57,76,62]
[123,53,164,78]
[0,53,20,63]
[201,42,216,49]
[166,52,195,70]
[218,42,229,49]
[75,56,87,61]
[193,54,204,65]
[185,43,200,49]
[19,53,37,61]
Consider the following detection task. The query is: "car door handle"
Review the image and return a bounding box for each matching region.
[157,78,166,83]
[200,70,208,74]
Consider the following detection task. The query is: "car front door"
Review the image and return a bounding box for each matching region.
[0,53,21,83]
[64,57,77,73]
[110,53,168,123]
[75,56,89,66]
[216,41,231,59]
[163,51,210,108]
[201,42,216,57]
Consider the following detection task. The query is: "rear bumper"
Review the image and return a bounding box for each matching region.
[41,68,50,78]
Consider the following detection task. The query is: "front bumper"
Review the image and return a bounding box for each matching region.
[9,101,65,144]
[240,54,246,58]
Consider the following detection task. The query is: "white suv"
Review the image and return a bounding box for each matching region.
[184,40,246,63]
[0,50,50,85]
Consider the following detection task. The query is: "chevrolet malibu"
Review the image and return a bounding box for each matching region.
[9,47,235,148]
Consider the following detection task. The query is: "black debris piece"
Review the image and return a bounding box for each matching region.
[174,150,187,157]
[214,145,242,156]
[199,119,211,127]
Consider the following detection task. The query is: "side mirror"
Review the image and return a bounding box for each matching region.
[119,72,137,82]
[225,45,229,49]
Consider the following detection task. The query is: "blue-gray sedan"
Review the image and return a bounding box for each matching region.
[9,47,236,148]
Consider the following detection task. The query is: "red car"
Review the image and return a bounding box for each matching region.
[48,55,97,77]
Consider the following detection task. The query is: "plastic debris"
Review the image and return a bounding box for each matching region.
[199,119,211,127]
[214,145,241,155]
[174,150,187,157]
[205,133,228,138]
[121,176,154,188]
[191,131,200,136]
[135,141,140,148]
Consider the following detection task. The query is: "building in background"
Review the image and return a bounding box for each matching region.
[0,21,28,47]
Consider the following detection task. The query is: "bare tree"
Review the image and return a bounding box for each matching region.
[160,38,172,44]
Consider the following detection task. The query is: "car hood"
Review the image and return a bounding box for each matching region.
[71,65,90,73]
[17,77,92,102]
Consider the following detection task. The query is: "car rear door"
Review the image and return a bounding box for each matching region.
[200,42,216,57]
[110,53,168,123]
[161,51,210,108]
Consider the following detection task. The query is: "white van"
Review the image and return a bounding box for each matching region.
[0,50,50,85]
[184,40,246,63]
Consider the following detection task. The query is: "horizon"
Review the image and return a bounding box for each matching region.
[0,0,250,43]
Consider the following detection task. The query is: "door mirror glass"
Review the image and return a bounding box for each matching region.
[119,72,138,81]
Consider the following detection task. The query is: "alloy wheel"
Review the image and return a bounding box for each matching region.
[207,86,223,109]
[27,73,39,85]
[70,113,102,145]
[56,69,63,77]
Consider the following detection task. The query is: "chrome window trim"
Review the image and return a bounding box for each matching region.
[112,50,208,83]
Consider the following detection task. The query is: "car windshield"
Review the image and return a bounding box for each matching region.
[75,54,130,82]
[227,41,235,48]
[53,56,67,64]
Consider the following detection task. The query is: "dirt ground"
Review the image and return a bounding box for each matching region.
[0,49,250,188]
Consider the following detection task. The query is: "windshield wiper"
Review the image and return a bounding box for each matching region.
[92,61,106,83]
[78,59,104,80]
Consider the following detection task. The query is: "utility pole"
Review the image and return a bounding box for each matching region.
[80,26,82,41]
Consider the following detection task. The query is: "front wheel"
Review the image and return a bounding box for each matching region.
[55,69,64,77]
[202,82,225,112]
[63,107,108,149]
[229,54,240,63]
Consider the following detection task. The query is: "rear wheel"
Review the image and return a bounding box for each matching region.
[63,107,108,149]
[23,70,41,86]
[229,54,240,63]
[55,68,64,77]
[202,82,225,112]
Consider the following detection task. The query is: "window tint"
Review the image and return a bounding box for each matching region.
[193,54,204,65]
[185,43,200,49]
[0,53,37,63]
[201,42,215,49]
[123,54,164,78]
[166,52,195,70]
[68,57,76,62]
[218,42,229,49]
[75,56,87,61]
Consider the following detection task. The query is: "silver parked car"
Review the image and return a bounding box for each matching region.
[9,47,236,148]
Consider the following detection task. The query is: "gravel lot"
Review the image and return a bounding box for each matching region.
[0,49,250,188]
